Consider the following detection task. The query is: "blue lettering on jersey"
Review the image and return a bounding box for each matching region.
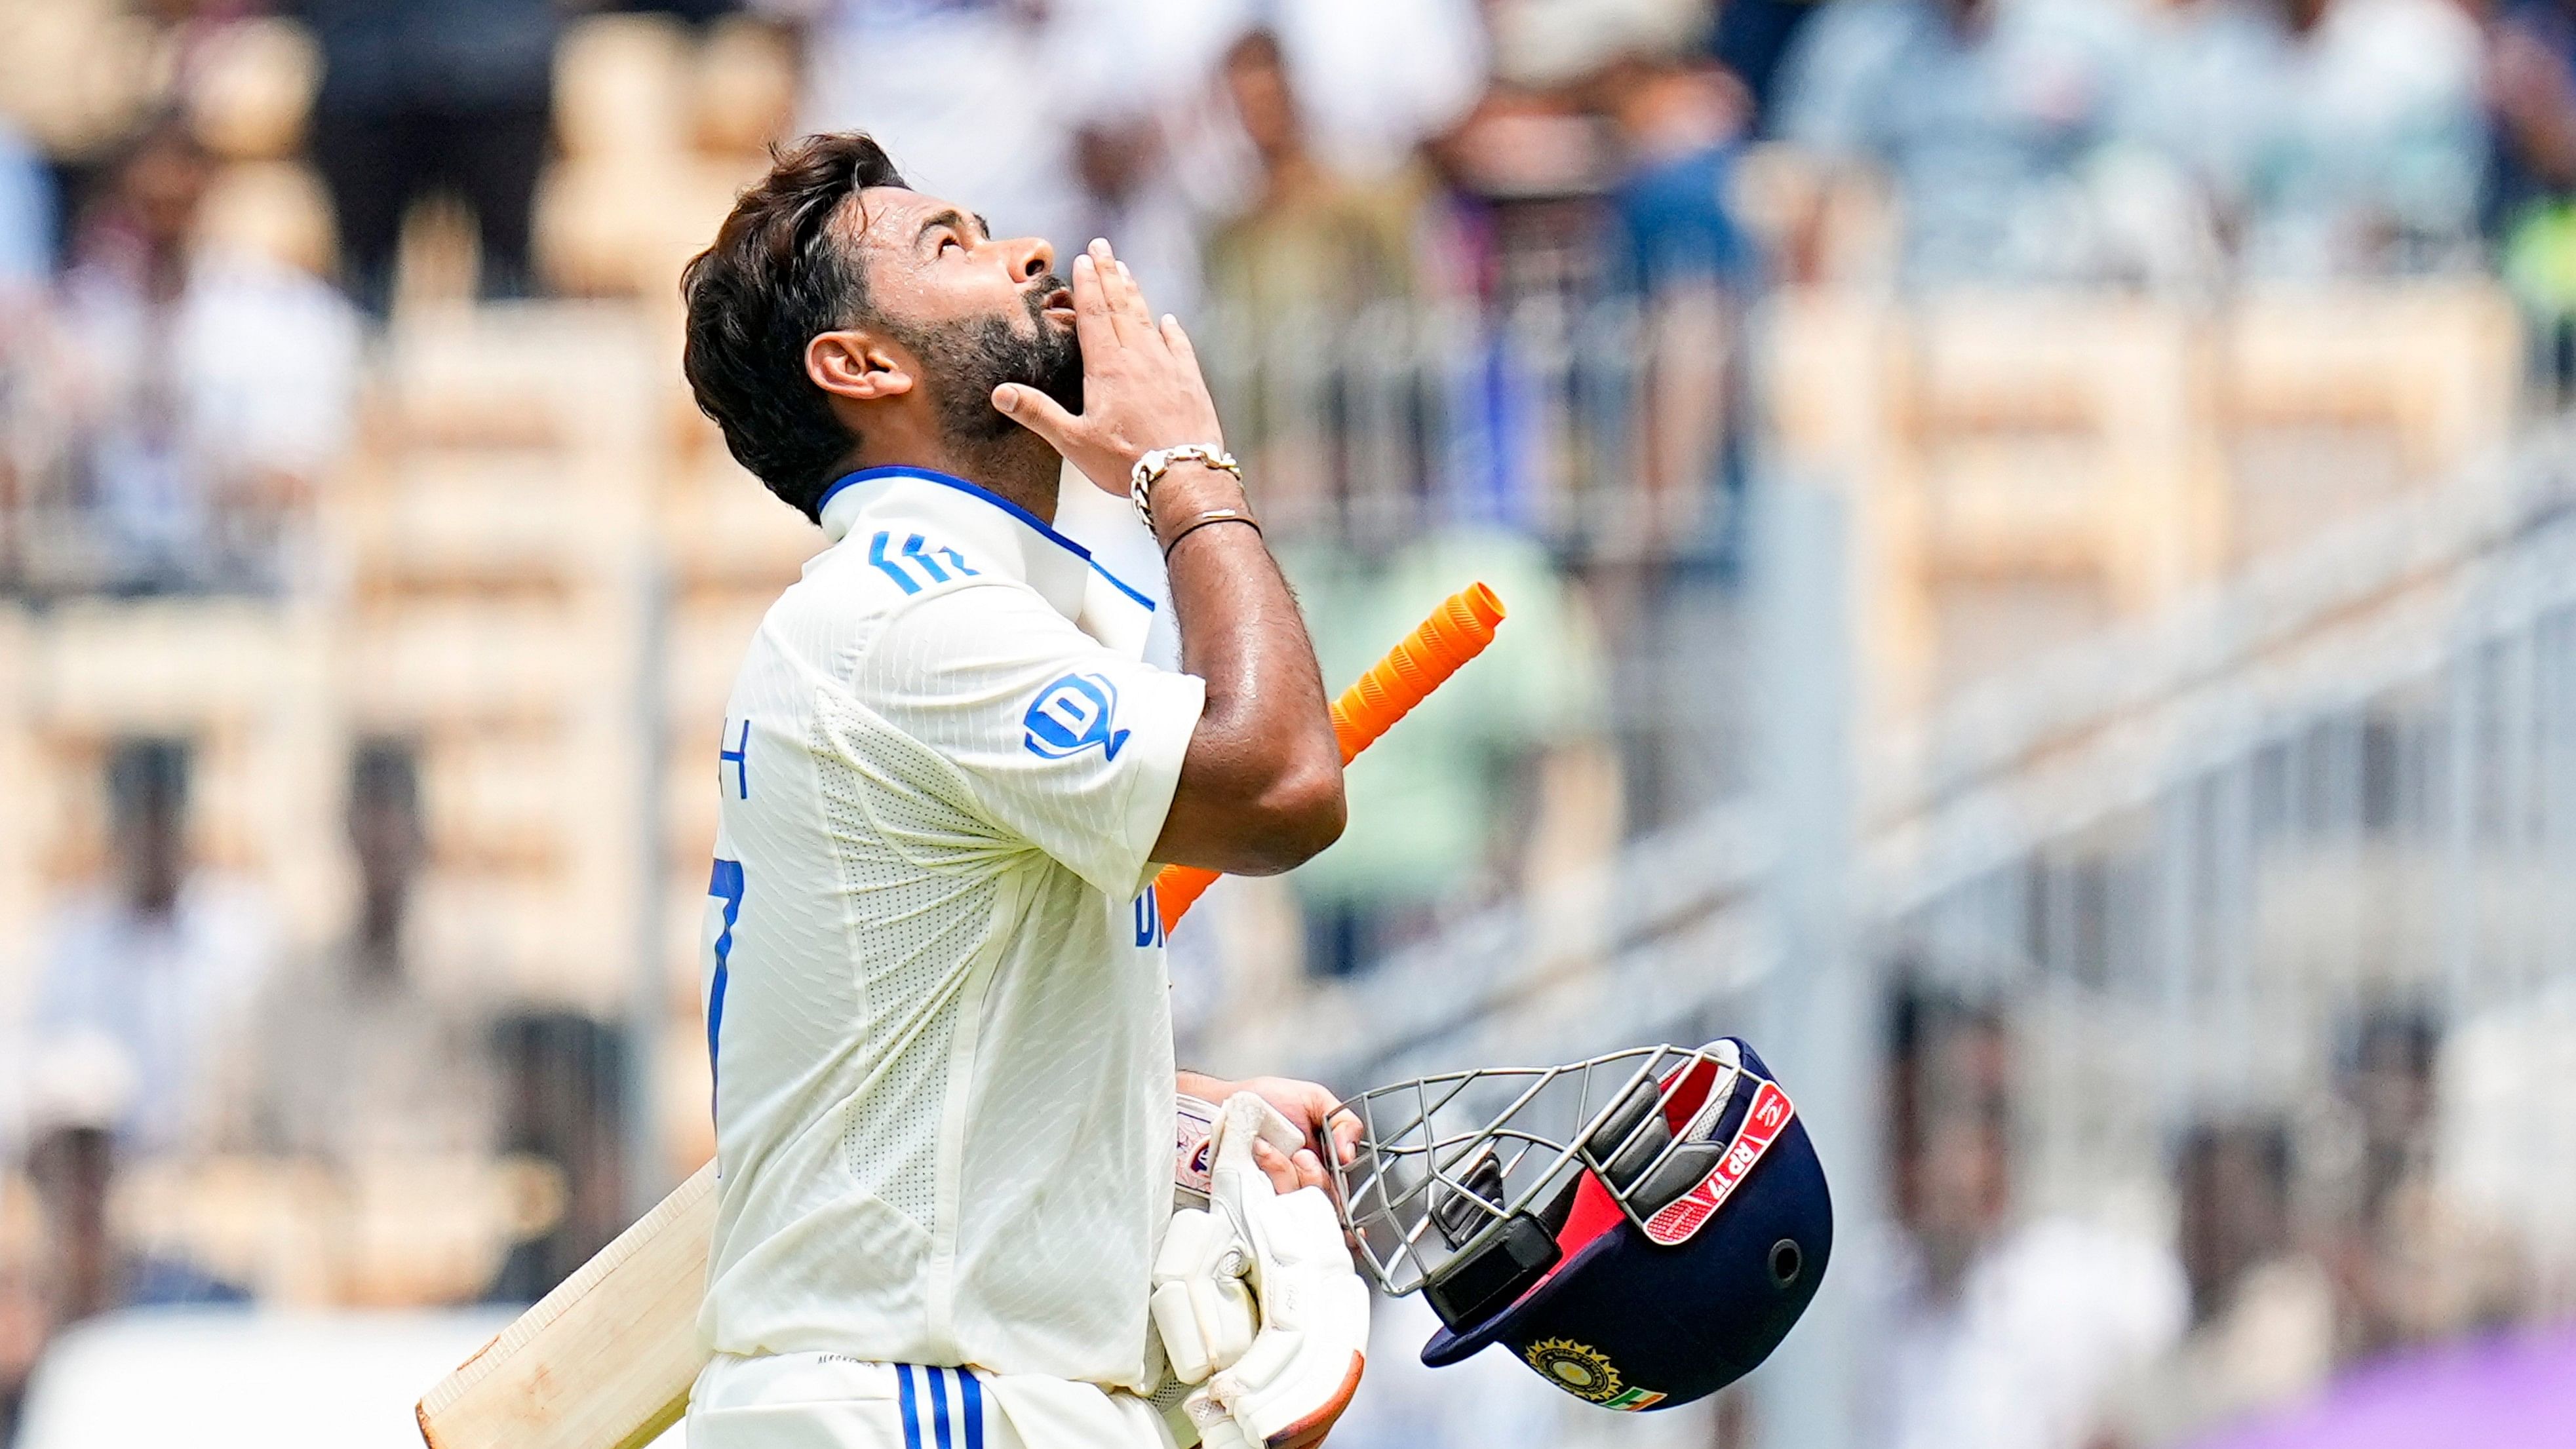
[1133,885,1164,948]
[867,531,920,593]
[1023,672,1129,761]
[868,530,981,594]
[719,718,751,799]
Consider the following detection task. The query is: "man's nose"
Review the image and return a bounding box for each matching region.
[1006,237,1054,281]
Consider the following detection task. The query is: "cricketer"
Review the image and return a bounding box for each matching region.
[673,131,1368,1449]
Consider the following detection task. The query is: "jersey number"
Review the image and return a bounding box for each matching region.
[707,858,745,1141]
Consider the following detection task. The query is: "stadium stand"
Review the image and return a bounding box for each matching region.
[336,302,663,1011]
[1768,282,2522,727]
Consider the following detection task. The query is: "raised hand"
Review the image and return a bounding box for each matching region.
[991,238,1224,495]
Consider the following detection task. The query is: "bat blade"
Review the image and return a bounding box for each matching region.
[416,1163,718,1449]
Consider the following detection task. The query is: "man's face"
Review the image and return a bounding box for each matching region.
[349,797,423,902]
[1224,43,1299,158]
[1896,1024,2013,1243]
[116,802,185,914]
[844,187,1082,447]
[123,136,210,254]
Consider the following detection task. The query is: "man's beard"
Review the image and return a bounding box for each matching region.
[895,275,1083,453]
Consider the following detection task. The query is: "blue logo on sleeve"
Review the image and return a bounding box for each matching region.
[1023,672,1129,761]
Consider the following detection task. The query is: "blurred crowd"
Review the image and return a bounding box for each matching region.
[13,0,2576,600]
[0,734,635,1440]
[0,0,2571,1446]
[1851,987,2532,1449]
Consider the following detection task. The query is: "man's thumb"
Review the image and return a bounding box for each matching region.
[992,384,1075,447]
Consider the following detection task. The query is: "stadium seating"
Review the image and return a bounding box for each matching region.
[2220,283,2519,558]
[536,14,789,301]
[1763,282,2522,727]
[334,303,664,1010]
[0,600,341,969]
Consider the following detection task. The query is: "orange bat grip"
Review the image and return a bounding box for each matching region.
[1154,582,1505,934]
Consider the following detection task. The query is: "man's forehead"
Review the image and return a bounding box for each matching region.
[848,185,975,246]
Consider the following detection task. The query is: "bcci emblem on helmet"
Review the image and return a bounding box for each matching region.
[1022,672,1129,761]
[1523,1338,1665,1411]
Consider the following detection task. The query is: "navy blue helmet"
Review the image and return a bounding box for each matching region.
[1330,1039,1831,1411]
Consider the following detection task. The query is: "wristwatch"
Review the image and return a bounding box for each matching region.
[1130,444,1243,531]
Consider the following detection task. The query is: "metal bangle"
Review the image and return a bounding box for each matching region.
[1132,445,1242,531]
[1160,509,1262,556]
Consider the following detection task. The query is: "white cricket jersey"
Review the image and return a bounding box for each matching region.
[696,465,1204,1389]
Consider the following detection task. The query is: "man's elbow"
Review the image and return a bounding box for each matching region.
[1234,763,1346,875]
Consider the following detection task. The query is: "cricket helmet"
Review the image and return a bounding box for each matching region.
[1329,1039,1830,1412]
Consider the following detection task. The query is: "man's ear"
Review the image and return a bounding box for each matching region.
[806,329,916,403]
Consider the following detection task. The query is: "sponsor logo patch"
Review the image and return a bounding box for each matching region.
[1641,1079,1795,1246]
[1172,1094,1219,1202]
[1023,672,1129,760]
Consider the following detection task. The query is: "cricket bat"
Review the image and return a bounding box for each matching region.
[416,1163,713,1449]
[416,583,1508,1449]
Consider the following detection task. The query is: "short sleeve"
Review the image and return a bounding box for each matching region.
[851,581,1207,897]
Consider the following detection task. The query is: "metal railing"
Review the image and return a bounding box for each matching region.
[1196,291,1746,564]
[1272,413,2576,1446]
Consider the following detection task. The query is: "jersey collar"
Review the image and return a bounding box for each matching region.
[816,465,1093,620]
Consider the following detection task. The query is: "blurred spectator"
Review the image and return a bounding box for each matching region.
[1270,0,1486,181]
[1591,48,1759,550]
[2134,0,2487,279]
[2432,978,2576,1326]
[2324,1007,2527,1359]
[2113,1121,2336,1442]
[1869,987,2185,1449]
[1068,109,1209,324]
[1714,0,1832,130]
[1203,29,1425,322]
[296,0,562,313]
[212,741,496,1165]
[1414,85,1617,307]
[2107,0,2280,282]
[1201,26,1434,501]
[20,1126,113,1334]
[1775,0,2138,286]
[28,739,277,1160]
[1593,52,1759,294]
[1281,531,1613,976]
[2344,1009,2439,1235]
[0,1255,35,1446]
[14,1027,140,1338]
[765,0,1085,252]
[2488,0,2576,385]
[484,1011,629,1302]
[50,119,358,597]
[1054,0,1259,325]
[0,117,54,298]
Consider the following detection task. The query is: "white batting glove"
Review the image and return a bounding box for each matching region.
[1151,1199,1257,1383]
[1200,1093,1371,1449]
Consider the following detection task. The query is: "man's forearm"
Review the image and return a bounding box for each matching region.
[1148,463,1344,873]
[988,238,1342,872]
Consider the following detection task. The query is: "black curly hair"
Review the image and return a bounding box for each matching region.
[682,132,908,522]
